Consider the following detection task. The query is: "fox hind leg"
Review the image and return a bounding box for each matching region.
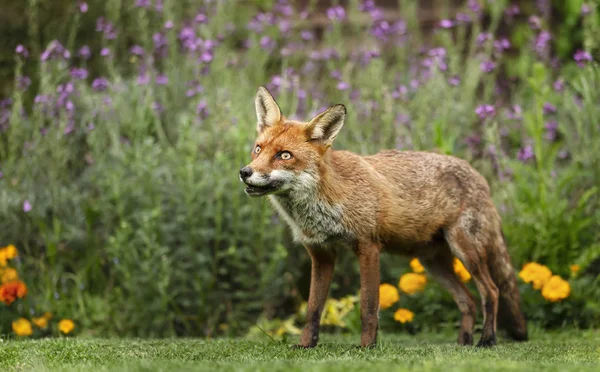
[444,219,499,347]
[421,246,477,346]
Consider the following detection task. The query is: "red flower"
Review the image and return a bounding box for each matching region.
[0,280,28,305]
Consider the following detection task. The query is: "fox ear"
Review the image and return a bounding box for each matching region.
[305,104,346,147]
[255,86,281,133]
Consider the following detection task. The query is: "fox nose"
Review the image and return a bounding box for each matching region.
[239,166,253,181]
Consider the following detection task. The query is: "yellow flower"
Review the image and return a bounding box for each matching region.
[58,319,75,334]
[32,316,49,329]
[393,308,414,324]
[1,267,19,283]
[12,318,33,337]
[541,275,571,302]
[569,264,580,274]
[379,283,400,309]
[3,245,18,259]
[519,262,552,289]
[43,312,53,320]
[0,250,6,267]
[453,258,472,282]
[398,273,427,294]
[410,258,425,273]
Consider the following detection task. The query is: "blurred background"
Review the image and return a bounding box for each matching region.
[0,0,599,339]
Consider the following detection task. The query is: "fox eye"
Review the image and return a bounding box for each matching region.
[254,145,261,154]
[280,151,292,160]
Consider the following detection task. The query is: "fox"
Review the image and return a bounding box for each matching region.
[240,86,528,348]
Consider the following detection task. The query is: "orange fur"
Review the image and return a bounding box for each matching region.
[241,87,528,348]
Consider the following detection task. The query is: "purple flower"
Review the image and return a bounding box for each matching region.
[475,104,495,119]
[195,13,207,24]
[534,31,551,56]
[151,101,163,113]
[494,38,511,53]
[543,102,557,114]
[0,171,3,179]
[63,120,74,135]
[16,44,29,58]
[544,121,559,141]
[155,0,163,12]
[391,85,408,99]
[196,99,209,118]
[439,19,453,28]
[65,100,75,112]
[130,45,145,56]
[137,73,150,85]
[301,30,314,41]
[165,20,174,29]
[480,60,496,72]
[558,149,569,159]
[70,67,88,80]
[359,0,376,12]
[553,78,564,92]
[529,16,541,30]
[337,81,350,91]
[23,200,32,213]
[455,13,471,23]
[185,81,204,97]
[476,32,492,46]
[260,36,276,51]
[78,45,91,59]
[505,105,522,120]
[468,0,482,14]
[78,1,88,13]
[199,50,214,63]
[574,50,592,67]
[505,4,520,17]
[448,76,460,86]
[581,3,590,15]
[155,74,168,85]
[100,47,111,57]
[518,145,534,162]
[135,0,150,8]
[18,76,31,90]
[326,5,346,21]
[41,40,68,62]
[92,77,110,91]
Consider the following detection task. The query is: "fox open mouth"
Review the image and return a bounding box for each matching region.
[244,183,280,196]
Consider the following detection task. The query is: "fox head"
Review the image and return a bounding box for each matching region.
[240,86,346,197]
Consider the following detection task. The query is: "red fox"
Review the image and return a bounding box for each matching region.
[240,86,528,348]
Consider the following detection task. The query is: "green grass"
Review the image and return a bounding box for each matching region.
[1,330,599,371]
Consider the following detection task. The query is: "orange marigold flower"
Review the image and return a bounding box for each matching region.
[569,264,580,274]
[0,280,28,305]
[379,283,400,309]
[58,319,76,334]
[453,258,472,282]
[409,258,425,273]
[3,245,18,259]
[519,262,552,289]
[32,316,49,329]
[12,318,33,337]
[541,275,571,302]
[393,308,414,323]
[399,273,427,294]
[1,267,19,283]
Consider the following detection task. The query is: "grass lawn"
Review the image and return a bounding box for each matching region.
[1,329,599,371]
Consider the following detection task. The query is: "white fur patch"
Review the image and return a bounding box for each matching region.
[269,169,351,245]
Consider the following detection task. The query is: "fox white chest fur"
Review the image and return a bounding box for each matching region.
[268,172,351,246]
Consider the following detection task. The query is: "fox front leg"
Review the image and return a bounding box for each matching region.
[295,248,336,348]
[356,241,381,348]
